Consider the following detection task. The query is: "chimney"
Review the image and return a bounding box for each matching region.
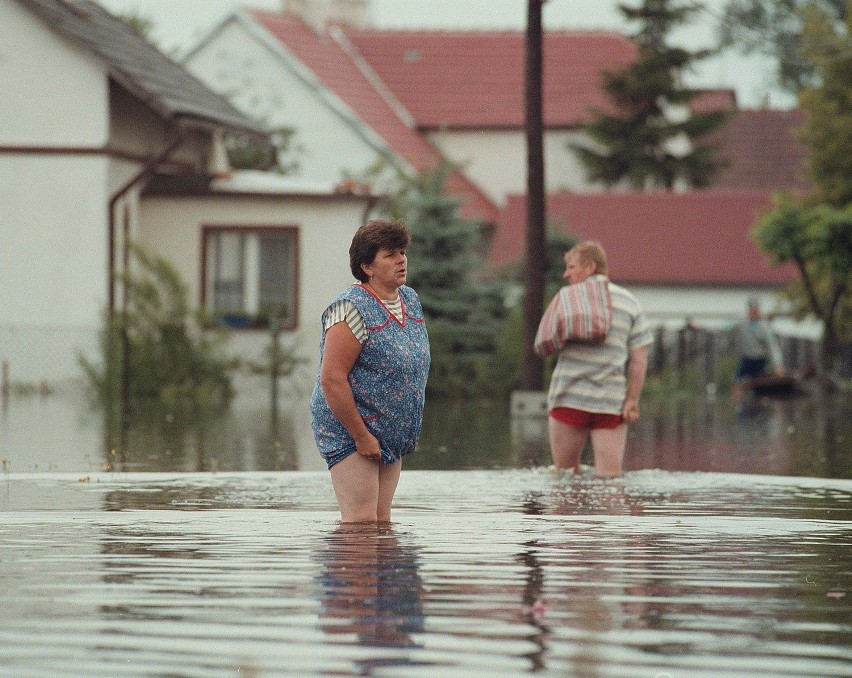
[282,0,369,31]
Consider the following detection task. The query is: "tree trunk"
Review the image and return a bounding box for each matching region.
[521,0,546,391]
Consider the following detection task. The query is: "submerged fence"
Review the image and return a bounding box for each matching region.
[648,324,852,388]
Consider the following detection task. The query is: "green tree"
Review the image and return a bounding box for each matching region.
[571,0,730,190]
[384,162,511,397]
[751,7,852,375]
[753,198,852,372]
[797,5,852,206]
[716,0,847,94]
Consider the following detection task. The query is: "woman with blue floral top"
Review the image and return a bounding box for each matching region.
[310,220,430,523]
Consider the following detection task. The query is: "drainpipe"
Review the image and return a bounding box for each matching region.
[108,124,187,314]
[106,123,188,459]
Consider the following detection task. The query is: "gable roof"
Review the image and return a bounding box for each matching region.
[16,0,267,136]
[710,108,810,192]
[248,10,500,224]
[342,29,637,130]
[493,190,797,286]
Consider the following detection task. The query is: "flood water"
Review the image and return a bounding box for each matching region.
[2,470,850,677]
[2,387,850,478]
[2,389,850,676]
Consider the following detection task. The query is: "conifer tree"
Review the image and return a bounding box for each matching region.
[386,162,509,396]
[571,0,730,190]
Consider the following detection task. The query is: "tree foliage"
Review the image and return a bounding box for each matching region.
[753,198,852,371]
[571,0,730,190]
[716,0,847,94]
[797,5,852,206]
[382,162,512,397]
[750,7,852,374]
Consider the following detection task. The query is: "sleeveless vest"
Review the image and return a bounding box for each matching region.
[310,284,430,468]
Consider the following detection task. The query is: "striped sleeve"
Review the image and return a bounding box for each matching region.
[324,300,367,344]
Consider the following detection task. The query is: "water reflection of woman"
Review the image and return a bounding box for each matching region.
[317,523,424,670]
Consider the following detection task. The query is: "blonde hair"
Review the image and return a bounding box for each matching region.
[568,240,608,275]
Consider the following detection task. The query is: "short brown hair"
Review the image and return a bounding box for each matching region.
[568,240,608,276]
[349,219,410,282]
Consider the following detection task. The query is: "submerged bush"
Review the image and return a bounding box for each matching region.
[81,243,238,413]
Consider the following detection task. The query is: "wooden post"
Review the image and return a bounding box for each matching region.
[521,0,545,391]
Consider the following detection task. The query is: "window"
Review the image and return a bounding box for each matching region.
[203,227,298,329]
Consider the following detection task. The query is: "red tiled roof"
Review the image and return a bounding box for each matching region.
[690,88,738,114]
[249,11,499,223]
[710,108,810,192]
[492,190,797,285]
[343,29,637,129]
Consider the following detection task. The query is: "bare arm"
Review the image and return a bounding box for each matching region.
[319,322,380,459]
[622,345,649,424]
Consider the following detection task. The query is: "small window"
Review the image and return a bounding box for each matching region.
[203,227,298,330]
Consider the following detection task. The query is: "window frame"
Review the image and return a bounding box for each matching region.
[200,225,300,331]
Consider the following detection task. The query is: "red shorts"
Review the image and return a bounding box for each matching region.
[549,406,623,430]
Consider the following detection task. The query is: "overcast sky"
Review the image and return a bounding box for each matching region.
[92,0,795,109]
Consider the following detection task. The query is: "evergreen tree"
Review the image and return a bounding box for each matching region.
[571,0,730,190]
[385,162,510,397]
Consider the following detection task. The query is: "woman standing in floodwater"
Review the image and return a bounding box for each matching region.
[310,219,430,523]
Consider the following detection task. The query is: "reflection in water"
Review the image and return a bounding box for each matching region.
[109,400,299,472]
[1,387,850,477]
[317,523,424,673]
[1,472,850,677]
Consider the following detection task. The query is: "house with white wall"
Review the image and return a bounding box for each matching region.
[1,0,377,394]
[2,0,387,471]
[343,28,638,205]
[183,7,500,227]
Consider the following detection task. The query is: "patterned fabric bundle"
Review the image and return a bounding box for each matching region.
[534,274,613,357]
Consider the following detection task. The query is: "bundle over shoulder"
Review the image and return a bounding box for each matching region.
[534,274,612,357]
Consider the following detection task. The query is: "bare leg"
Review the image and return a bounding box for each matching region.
[589,423,628,478]
[548,416,587,472]
[377,459,402,522]
[329,453,380,522]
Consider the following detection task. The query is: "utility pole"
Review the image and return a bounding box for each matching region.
[522,0,545,391]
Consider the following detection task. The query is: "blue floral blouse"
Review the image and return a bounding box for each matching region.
[310,284,430,469]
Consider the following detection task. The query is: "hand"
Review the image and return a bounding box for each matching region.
[622,399,640,424]
[354,431,381,460]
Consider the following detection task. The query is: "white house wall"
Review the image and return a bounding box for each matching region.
[1,0,111,385]
[139,193,366,471]
[428,128,600,206]
[0,0,109,145]
[184,18,385,184]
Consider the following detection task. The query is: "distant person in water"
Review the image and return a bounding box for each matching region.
[731,298,785,399]
[310,219,430,523]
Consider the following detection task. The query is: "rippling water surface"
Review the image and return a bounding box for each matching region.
[2,470,850,677]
